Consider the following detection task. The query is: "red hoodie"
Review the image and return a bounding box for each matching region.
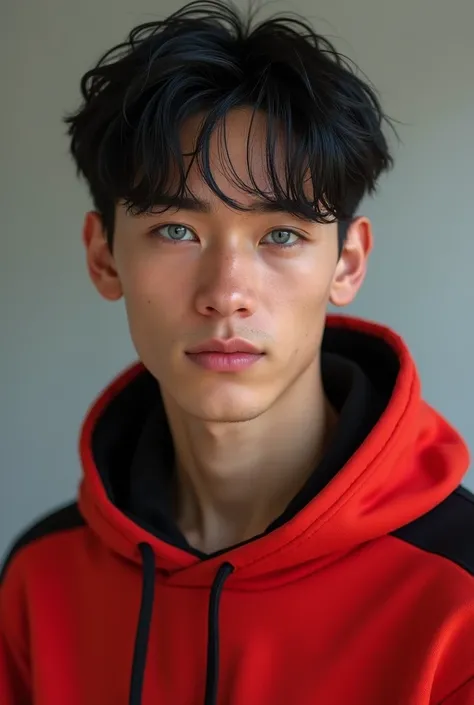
[1,315,473,705]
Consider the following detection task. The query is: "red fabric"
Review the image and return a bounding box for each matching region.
[1,316,472,704]
[440,679,474,705]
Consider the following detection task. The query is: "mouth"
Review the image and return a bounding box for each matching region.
[185,338,265,372]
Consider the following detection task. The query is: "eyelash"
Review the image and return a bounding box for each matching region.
[149,224,304,249]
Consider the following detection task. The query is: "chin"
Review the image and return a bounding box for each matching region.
[178,386,271,423]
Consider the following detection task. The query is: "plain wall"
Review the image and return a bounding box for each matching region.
[1,0,473,561]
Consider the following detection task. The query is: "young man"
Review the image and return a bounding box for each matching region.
[1,1,473,703]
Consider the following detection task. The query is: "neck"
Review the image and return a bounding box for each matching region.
[161,360,337,554]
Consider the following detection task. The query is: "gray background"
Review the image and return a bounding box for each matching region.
[2,0,473,561]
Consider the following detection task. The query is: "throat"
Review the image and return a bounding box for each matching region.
[171,392,338,555]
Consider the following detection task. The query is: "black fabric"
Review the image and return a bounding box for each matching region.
[204,562,235,705]
[392,485,474,576]
[127,401,182,548]
[0,502,84,584]
[92,371,159,507]
[130,543,156,705]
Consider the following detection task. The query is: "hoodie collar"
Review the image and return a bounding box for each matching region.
[78,315,469,588]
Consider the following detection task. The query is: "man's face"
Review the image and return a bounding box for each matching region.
[85,108,370,422]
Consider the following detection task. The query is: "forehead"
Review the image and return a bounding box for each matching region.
[179,108,289,205]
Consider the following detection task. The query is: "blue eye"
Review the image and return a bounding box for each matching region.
[263,229,300,247]
[156,224,195,241]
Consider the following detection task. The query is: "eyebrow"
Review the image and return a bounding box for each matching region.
[145,195,313,218]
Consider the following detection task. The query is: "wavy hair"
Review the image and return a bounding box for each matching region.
[64,0,395,249]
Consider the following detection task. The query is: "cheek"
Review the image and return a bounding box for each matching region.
[272,266,332,352]
[119,259,188,353]
[120,254,188,310]
[277,265,333,318]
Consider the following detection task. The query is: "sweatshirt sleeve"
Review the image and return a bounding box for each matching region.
[0,557,32,705]
[439,678,474,705]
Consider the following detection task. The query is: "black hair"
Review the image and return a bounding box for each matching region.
[64,0,395,251]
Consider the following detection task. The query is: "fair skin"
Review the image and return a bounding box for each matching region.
[83,108,372,553]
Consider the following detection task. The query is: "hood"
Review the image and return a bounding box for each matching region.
[78,315,469,589]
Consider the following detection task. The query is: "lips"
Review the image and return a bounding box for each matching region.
[186,338,263,355]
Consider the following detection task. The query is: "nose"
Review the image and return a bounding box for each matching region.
[193,245,257,319]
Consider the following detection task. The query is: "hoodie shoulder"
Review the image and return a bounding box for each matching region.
[393,485,474,576]
[0,502,85,584]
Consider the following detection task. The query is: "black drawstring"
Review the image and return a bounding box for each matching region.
[129,543,156,705]
[129,543,235,705]
[204,562,235,705]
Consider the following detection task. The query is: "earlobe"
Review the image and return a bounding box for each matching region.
[329,216,372,308]
[82,211,123,301]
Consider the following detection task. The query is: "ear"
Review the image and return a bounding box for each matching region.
[329,216,373,307]
[82,211,123,301]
